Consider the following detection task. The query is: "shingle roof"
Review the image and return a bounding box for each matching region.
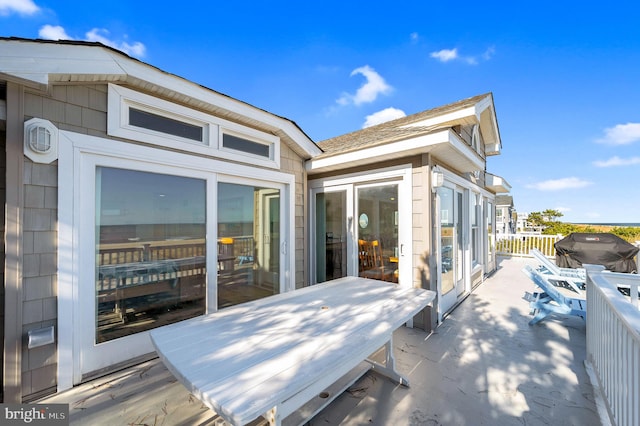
[495,195,514,206]
[316,93,492,157]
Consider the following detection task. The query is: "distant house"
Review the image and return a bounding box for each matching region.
[495,195,516,234]
[0,37,510,403]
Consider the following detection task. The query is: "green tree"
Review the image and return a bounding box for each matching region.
[527,212,545,227]
[542,209,563,222]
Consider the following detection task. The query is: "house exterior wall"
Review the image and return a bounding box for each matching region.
[309,151,499,330]
[6,81,308,401]
[309,154,441,329]
[411,154,436,330]
[496,204,515,234]
[280,142,306,289]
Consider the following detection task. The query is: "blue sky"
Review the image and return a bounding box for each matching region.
[2,0,640,223]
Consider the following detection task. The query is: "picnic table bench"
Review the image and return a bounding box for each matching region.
[150,276,435,425]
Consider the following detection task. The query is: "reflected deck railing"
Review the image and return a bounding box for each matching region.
[585,265,640,426]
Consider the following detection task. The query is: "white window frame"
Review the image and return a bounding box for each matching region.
[57,130,294,390]
[437,167,494,286]
[308,165,413,287]
[108,84,280,169]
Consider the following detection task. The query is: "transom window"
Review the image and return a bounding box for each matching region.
[108,84,280,168]
[129,107,204,142]
[222,133,271,158]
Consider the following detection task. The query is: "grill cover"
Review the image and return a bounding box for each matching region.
[555,233,639,273]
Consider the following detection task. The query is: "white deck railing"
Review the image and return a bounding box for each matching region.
[495,233,562,257]
[585,265,640,426]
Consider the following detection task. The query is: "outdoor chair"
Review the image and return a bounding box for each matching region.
[530,248,586,294]
[522,265,586,325]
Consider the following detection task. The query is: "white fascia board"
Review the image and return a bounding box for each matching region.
[485,173,512,193]
[0,42,126,88]
[477,99,501,150]
[474,95,493,116]
[306,129,448,172]
[307,129,483,173]
[447,132,485,170]
[103,51,321,157]
[0,40,320,157]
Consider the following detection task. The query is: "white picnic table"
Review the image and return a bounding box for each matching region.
[150,276,435,426]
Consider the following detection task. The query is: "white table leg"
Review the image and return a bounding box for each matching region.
[366,336,410,387]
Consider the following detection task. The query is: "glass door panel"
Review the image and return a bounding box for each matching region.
[456,190,465,296]
[315,191,347,283]
[95,167,206,343]
[357,184,399,283]
[217,183,280,309]
[438,186,455,295]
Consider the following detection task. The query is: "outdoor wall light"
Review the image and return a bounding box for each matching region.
[24,118,59,164]
[431,166,444,190]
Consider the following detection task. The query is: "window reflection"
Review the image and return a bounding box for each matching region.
[95,167,206,343]
[218,183,280,308]
[438,186,454,294]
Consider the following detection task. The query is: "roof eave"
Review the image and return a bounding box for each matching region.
[485,172,511,194]
[475,96,502,156]
[0,38,322,158]
[307,129,484,175]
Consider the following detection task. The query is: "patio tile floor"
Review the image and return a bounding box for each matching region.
[40,256,601,425]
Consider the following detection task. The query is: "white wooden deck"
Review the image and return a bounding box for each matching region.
[40,257,601,425]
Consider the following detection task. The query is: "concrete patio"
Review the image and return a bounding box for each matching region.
[40,256,601,425]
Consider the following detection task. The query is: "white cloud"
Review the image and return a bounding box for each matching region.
[38,25,146,58]
[410,32,419,43]
[596,122,640,145]
[430,46,495,65]
[85,28,146,57]
[430,48,458,62]
[363,107,406,128]
[593,156,640,167]
[482,46,496,60]
[0,0,39,16]
[526,177,592,191]
[555,206,571,213]
[336,65,392,106]
[38,25,72,40]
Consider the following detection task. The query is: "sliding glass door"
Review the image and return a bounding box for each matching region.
[311,167,411,286]
[76,150,291,381]
[357,184,399,283]
[315,190,348,283]
[95,167,206,344]
[437,185,466,314]
[217,183,282,309]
